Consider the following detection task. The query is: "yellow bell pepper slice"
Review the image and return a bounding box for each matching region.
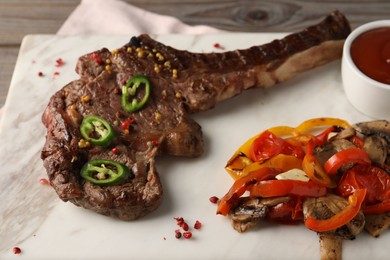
[228,154,303,180]
[225,118,351,181]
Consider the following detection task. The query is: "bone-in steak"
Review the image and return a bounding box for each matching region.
[41,11,351,220]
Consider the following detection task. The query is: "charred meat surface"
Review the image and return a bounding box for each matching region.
[41,11,351,220]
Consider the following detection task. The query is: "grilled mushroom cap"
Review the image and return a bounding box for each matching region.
[314,139,356,166]
[362,135,387,165]
[354,120,390,143]
[303,194,365,260]
[303,194,365,238]
[353,120,390,166]
[229,196,290,233]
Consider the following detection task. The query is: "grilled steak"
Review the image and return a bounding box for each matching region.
[41,11,351,220]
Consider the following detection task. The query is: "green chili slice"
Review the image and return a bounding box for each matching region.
[80,159,131,186]
[80,115,115,146]
[121,75,151,112]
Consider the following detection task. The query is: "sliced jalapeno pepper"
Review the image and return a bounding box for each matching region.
[80,115,115,146]
[121,75,151,112]
[80,159,131,186]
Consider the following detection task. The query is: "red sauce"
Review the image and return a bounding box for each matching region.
[350,27,390,85]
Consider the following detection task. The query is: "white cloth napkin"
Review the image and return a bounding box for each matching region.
[58,0,223,35]
[0,0,223,121]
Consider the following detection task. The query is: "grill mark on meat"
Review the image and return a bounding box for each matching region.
[41,11,351,220]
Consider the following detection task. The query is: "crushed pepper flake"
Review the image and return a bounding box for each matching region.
[213,43,225,50]
[55,58,65,67]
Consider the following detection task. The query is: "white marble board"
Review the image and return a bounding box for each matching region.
[0,34,386,260]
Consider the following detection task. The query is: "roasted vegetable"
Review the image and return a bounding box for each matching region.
[217,118,390,260]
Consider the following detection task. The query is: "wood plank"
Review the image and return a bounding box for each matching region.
[0,47,19,106]
[127,0,390,31]
[0,0,79,45]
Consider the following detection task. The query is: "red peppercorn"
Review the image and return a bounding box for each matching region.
[152,138,158,146]
[38,71,43,77]
[194,220,202,230]
[90,53,103,65]
[213,43,225,49]
[181,222,189,231]
[53,71,60,76]
[13,247,21,254]
[111,148,120,155]
[183,231,192,239]
[174,217,184,226]
[39,178,50,186]
[55,58,64,67]
[209,196,219,204]
[175,230,182,239]
[121,117,135,131]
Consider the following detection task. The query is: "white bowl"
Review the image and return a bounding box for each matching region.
[341,20,390,119]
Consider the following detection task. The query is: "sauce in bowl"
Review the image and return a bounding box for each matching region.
[350,27,390,85]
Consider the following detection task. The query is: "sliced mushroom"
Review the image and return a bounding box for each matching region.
[319,232,342,260]
[330,126,356,141]
[230,197,268,223]
[336,210,365,239]
[354,120,390,166]
[229,196,290,233]
[314,139,356,166]
[364,212,390,237]
[303,194,365,260]
[304,194,348,221]
[230,197,268,233]
[354,120,390,143]
[303,194,365,236]
[363,135,387,165]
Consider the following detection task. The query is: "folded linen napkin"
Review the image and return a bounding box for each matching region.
[0,0,222,121]
[58,0,223,35]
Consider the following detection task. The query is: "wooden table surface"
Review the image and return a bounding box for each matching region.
[1,0,389,107]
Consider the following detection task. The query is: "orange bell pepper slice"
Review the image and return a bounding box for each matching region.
[302,153,334,188]
[302,140,334,188]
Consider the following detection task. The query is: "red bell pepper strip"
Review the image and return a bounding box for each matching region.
[250,130,304,163]
[250,130,285,162]
[305,189,366,232]
[313,126,336,147]
[363,200,390,215]
[324,148,371,174]
[349,135,365,149]
[249,180,327,198]
[267,196,304,223]
[216,167,280,216]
